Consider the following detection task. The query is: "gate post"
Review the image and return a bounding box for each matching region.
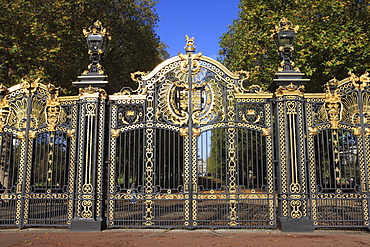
[269,71,314,232]
[70,73,111,231]
[70,21,113,231]
[269,18,314,232]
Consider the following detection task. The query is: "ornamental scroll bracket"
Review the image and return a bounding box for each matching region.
[113,71,148,96]
[308,127,318,136]
[349,71,369,90]
[353,126,370,137]
[20,77,41,95]
[234,70,250,93]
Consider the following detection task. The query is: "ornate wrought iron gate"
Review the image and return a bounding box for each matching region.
[107,38,276,228]
[0,81,77,228]
[0,36,370,231]
[305,75,370,228]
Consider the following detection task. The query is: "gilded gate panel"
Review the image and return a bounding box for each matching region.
[0,79,78,228]
[306,73,370,228]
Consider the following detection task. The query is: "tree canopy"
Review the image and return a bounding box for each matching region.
[0,0,168,94]
[219,0,370,92]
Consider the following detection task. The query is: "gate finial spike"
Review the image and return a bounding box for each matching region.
[185,35,196,53]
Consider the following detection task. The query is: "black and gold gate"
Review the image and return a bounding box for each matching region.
[107,37,276,228]
[1,20,370,231]
[305,75,370,228]
[0,80,77,228]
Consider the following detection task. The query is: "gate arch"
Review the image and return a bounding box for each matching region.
[107,38,275,228]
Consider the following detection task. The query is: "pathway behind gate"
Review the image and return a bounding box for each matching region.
[0,228,369,247]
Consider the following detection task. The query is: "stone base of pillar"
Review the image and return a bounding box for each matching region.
[70,218,105,232]
[277,217,315,232]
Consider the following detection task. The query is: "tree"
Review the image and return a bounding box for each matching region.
[0,0,169,94]
[219,0,370,92]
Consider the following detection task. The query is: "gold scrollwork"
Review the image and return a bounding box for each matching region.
[158,77,223,126]
[0,193,16,199]
[262,127,271,137]
[118,109,141,125]
[131,71,148,82]
[308,127,318,136]
[82,183,93,193]
[234,70,249,92]
[290,183,301,194]
[241,108,262,124]
[353,126,362,136]
[111,129,120,138]
[239,194,268,199]
[349,71,369,90]
[286,101,297,115]
[20,77,40,95]
[67,129,75,138]
[290,200,303,218]
[81,200,93,218]
[316,193,363,199]
[28,193,69,199]
[229,200,237,222]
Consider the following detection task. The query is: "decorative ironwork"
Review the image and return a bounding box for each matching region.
[157,74,223,126]
[1,33,370,232]
[0,80,77,228]
[105,36,276,229]
[306,72,370,229]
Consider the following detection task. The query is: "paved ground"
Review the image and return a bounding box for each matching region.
[0,228,369,247]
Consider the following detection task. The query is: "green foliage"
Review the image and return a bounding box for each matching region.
[219,0,370,92]
[0,0,169,94]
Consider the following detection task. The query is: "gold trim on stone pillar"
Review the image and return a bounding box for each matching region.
[75,87,106,221]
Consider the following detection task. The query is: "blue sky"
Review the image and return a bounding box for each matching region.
[155,0,240,59]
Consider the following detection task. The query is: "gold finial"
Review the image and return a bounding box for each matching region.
[83,20,110,39]
[184,35,196,53]
[274,18,299,34]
